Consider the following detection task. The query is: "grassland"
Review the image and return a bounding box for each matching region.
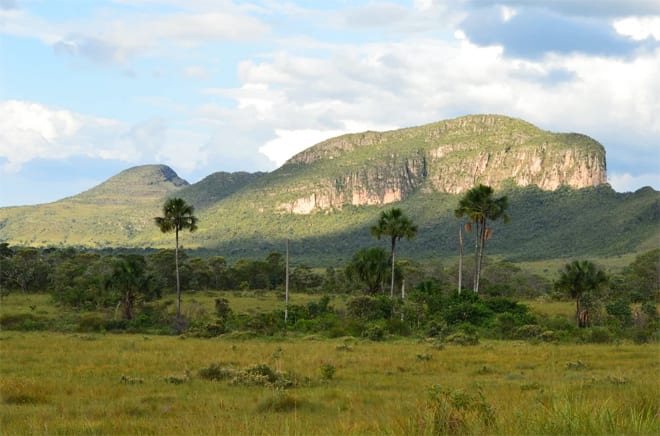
[1,331,658,435]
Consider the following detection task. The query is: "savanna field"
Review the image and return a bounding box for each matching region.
[1,293,659,435]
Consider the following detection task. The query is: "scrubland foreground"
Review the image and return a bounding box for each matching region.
[1,332,658,435]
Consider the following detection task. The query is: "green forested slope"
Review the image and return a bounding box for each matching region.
[0,116,656,265]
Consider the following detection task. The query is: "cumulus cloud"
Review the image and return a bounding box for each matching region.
[1,0,659,204]
[0,100,121,173]
[614,16,660,40]
[0,100,217,176]
[609,173,660,192]
[466,0,660,18]
[1,6,269,64]
[460,7,645,59]
[215,36,659,185]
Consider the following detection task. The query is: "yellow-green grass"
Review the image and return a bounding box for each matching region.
[1,332,658,435]
[184,291,347,316]
[0,292,576,325]
[0,292,349,325]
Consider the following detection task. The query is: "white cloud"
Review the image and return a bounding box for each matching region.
[258,120,398,167]
[1,7,269,64]
[614,16,660,40]
[500,6,517,22]
[0,100,214,176]
[211,36,659,187]
[609,172,660,192]
[0,100,123,173]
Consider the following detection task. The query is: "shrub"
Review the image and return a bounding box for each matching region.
[346,296,394,321]
[514,324,544,340]
[319,364,336,381]
[230,364,295,389]
[0,313,47,331]
[198,363,235,381]
[418,385,495,434]
[584,327,613,343]
[443,292,494,327]
[255,390,300,413]
[188,320,226,338]
[445,331,479,346]
[385,318,412,336]
[77,314,106,333]
[214,298,232,319]
[606,299,632,327]
[444,325,479,345]
[363,322,386,341]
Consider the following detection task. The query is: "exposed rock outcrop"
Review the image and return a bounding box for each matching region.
[278,115,607,214]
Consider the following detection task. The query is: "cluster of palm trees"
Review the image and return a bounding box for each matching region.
[151,185,603,329]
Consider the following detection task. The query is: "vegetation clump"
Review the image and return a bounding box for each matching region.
[418,385,495,434]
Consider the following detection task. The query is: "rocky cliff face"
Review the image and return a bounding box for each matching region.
[278,115,607,214]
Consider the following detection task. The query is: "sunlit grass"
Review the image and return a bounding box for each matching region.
[1,332,658,435]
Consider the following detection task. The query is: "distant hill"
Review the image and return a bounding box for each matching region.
[177,171,266,210]
[0,114,656,264]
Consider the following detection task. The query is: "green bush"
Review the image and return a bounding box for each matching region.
[346,295,394,321]
[229,364,296,389]
[198,363,235,381]
[419,385,495,434]
[584,327,613,343]
[363,322,386,341]
[514,324,544,340]
[319,363,336,381]
[77,314,106,332]
[605,299,632,327]
[445,325,480,345]
[0,313,48,331]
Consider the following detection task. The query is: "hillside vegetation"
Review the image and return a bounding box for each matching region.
[0,115,656,265]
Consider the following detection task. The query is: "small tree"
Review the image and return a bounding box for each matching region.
[555,260,608,328]
[370,208,418,298]
[154,197,198,321]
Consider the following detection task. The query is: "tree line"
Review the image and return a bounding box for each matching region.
[1,185,658,336]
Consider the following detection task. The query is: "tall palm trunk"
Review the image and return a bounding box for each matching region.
[458,224,463,294]
[390,237,396,299]
[175,228,181,320]
[476,218,488,294]
[473,221,480,292]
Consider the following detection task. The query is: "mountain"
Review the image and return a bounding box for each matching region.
[0,165,189,247]
[0,115,656,264]
[177,171,266,210]
[276,114,605,213]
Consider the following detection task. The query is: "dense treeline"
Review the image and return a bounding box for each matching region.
[1,242,657,343]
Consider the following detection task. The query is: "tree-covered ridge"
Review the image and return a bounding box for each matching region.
[0,115,655,263]
[177,171,266,210]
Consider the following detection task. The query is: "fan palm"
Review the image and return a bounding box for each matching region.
[154,197,198,320]
[370,208,418,298]
[555,260,608,327]
[455,184,509,293]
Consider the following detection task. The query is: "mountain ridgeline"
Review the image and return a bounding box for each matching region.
[0,115,656,264]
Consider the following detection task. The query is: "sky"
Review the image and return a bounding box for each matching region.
[1,0,659,207]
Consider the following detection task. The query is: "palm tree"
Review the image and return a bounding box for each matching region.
[105,254,152,320]
[154,197,198,320]
[370,208,418,298]
[454,184,509,293]
[346,247,390,294]
[555,260,608,328]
